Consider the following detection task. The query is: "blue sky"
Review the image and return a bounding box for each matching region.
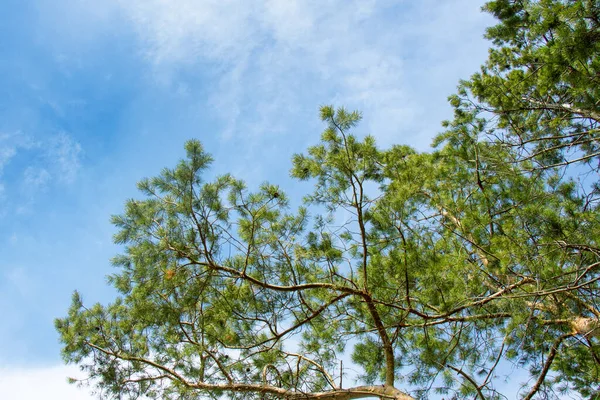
[0,0,501,398]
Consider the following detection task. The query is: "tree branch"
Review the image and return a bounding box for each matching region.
[522,333,573,400]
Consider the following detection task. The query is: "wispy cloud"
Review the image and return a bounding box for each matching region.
[45,132,82,184]
[114,0,492,149]
[22,167,52,194]
[0,365,94,400]
[0,130,82,214]
[0,147,17,173]
[17,167,52,214]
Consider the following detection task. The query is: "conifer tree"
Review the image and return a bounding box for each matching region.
[57,1,599,398]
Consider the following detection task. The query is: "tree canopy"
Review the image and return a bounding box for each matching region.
[56,1,600,399]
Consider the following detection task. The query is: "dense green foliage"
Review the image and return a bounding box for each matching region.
[448,0,600,169]
[57,1,599,399]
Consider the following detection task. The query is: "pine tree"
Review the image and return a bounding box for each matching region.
[57,1,600,398]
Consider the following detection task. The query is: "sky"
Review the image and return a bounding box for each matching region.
[0,0,504,398]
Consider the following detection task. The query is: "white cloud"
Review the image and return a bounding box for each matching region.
[110,0,492,149]
[46,132,82,184]
[23,167,52,193]
[29,0,494,167]
[0,365,95,400]
[17,167,52,214]
[0,130,82,189]
[0,129,82,215]
[0,147,16,173]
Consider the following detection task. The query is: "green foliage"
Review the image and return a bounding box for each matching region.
[446,0,600,171]
[57,1,600,399]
